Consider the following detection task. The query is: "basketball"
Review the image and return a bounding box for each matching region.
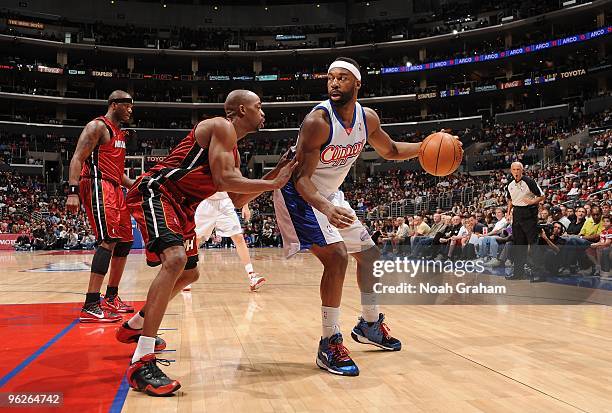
[418,132,463,176]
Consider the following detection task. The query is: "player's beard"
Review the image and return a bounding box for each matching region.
[329,90,353,107]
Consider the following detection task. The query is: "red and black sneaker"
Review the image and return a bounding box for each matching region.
[116,322,167,351]
[79,302,122,323]
[127,354,181,397]
[101,295,135,313]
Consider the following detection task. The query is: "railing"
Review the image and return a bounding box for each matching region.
[361,186,477,220]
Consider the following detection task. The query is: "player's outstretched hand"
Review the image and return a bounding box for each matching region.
[324,206,356,229]
[441,129,464,149]
[66,194,80,213]
[272,159,298,189]
[276,147,296,168]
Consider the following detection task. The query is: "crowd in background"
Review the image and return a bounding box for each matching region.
[1,98,611,280]
[1,1,570,51]
[2,124,610,261]
[0,171,97,250]
[2,108,609,167]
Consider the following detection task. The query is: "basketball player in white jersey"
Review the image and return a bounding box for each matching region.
[187,192,265,291]
[274,57,462,376]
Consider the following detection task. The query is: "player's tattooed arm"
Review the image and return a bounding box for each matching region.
[363,107,420,161]
[66,120,108,212]
[68,120,108,186]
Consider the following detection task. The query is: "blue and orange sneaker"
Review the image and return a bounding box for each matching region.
[316,333,359,376]
[351,313,402,351]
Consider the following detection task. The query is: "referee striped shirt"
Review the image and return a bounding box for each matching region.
[505,176,543,206]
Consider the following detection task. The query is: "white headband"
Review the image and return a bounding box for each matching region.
[328,60,361,81]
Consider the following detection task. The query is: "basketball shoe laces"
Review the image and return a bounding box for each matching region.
[141,358,172,381]
[113,295,128,308]
[379,321,391,340]
[84,302,102,313]
[329,342,351,362]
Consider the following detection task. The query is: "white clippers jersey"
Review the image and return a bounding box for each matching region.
[298,99,367,197]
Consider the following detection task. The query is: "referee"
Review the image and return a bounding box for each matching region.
[505,162,545,280]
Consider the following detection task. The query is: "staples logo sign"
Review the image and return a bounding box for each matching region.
[320,141,364,167]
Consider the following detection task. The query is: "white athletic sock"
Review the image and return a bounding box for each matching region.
[321,306,341,338]
[132,336,156,364]
[127,312,145,330]
[361,292,380,323]
[245,263,254,276]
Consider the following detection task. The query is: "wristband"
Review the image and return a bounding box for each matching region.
[68,185,79,196]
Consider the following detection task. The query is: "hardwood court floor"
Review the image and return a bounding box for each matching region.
[0,249,611,413]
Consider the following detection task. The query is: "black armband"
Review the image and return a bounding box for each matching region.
[68,185,79,196]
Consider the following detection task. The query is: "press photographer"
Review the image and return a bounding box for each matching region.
[532,221,567,279]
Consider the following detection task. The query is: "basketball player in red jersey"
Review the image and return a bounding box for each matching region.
[119,90,296,396]
[66,90,136,323]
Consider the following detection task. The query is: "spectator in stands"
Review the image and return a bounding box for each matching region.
[82,231,96,250]
[14,234,31,251]
[260,223,274,247]
[392,217,410,251]
[586,215,611,278]
[43,227,57,250]
[533,221,567,277]
[411,213,445,258]
[477,208,508,261]
[410,215,431,254]
[566,206,586,235]
[64,228,80,250]
[435,215,463,259]
[551,206,570,231]
[602,201,610,218]
[538,207,552,224]
[565,205,604,272]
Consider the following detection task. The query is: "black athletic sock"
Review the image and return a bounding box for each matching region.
[105,286,119,299]
[85,292,100,306]
[139,310,145,317]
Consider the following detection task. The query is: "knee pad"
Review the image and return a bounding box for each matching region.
[91,246,112,275]
[184,255,198,270]
[113,241,133,257]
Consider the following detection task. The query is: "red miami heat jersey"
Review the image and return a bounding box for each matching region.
[144,120,239,210]
[80,116,126,185]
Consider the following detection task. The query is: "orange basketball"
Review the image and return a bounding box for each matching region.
[418,132,463,176]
